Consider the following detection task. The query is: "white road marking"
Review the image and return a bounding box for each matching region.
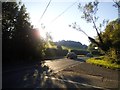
[44,58,83,74]
[44,76,109,89]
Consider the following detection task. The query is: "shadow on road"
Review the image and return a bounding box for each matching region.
[69,57,87,62]
[76,58,86,62]
[2,62,99,89]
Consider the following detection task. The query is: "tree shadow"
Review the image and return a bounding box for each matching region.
[51,72,93,88]
[3,61,101,89]
[70,57,86,62]
[76,58,86,62]
[20,62,95,89]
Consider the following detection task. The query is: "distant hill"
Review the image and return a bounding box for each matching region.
[54,40,88,50]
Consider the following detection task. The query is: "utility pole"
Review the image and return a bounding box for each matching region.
[113,0,120,19]
[118,1,120,18]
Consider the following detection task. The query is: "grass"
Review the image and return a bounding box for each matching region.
[86,56,120,70]
[77,55,86,57]
[62,46,86,51]
[62,46,71,51]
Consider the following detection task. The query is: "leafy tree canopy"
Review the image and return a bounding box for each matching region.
[101,19,120,50]
[2,2,45,64]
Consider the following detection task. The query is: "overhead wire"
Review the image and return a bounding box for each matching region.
[38,0,80,31]
[50,0,79,23]
[39,0,52,23]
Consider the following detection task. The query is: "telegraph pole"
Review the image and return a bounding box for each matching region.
[118,1,120,18]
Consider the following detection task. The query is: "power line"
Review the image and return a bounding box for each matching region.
[39,0,79,30]
[39,0,52,23]
[50,0,78,23]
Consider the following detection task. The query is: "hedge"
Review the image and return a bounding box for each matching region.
[44,48,68,57]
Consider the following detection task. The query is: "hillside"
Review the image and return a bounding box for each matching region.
[54,40,88,51]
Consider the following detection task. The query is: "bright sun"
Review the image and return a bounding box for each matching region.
[37,25,47,39]
[35,15,70,42]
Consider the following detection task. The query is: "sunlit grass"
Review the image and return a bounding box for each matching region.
[62,46,71,51]
[47,42,56,48]
[77,55,85,57]
[86,57,120,69]
[45,42,57,49]
[62,46,84,51]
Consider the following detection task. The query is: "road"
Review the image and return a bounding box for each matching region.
[44,58,83,73]
[2,57,88,88]
[44,57,120,89]
[44,56,89,72]
[2,57,120,89]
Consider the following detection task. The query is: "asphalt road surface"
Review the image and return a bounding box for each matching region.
[2,57,120,89]
[44,58,120,89]
[2,57,89,88]
[44,58,83,73]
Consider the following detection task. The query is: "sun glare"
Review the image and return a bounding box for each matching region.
[37,25,47,39]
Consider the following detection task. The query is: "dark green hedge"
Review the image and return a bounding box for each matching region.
[44,48,68,57]
[91,50,101,55]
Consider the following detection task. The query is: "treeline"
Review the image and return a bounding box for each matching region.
[44,48,68,59]
[71,50,89,55]
[2,2,45,65]
[54,40,88,50]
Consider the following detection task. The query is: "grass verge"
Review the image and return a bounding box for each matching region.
[86,57,120,70]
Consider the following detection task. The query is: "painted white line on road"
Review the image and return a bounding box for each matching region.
[45,76,109,89]
[45,59,84,73]
[49,61,83,75]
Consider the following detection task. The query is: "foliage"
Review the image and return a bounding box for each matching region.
[55,40,88,50]
[87,43,103,55]
[102,19,120,49]
[57,45,62,50]
[78,0,99,23]
[44,48,68,58]
[88,43,96,51]
[77,0,120,63]
[100,19,120,63]
[2,2,45,65]
[70,0,120,63]
[70,0,109,52]
[44,40,69,58]
[45,32,53,42]
[87,19,120,63]
[78,0,102,43]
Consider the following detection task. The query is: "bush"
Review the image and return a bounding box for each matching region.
[44,48,68,58]
[105,48,120,64]
[91,50,100,55]
[57,49,68,56]
[44,48,57,57]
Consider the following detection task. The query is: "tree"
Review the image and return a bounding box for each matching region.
[57,45,62,50]
[2,2,45,65]
[113,0,120,8]
[101,19,120,63]
[70,0,109,52]
[2,2,19,40]
[101,19,120,49]
[2,2,20,62]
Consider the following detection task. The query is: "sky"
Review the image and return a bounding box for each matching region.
[22,0,118,46]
